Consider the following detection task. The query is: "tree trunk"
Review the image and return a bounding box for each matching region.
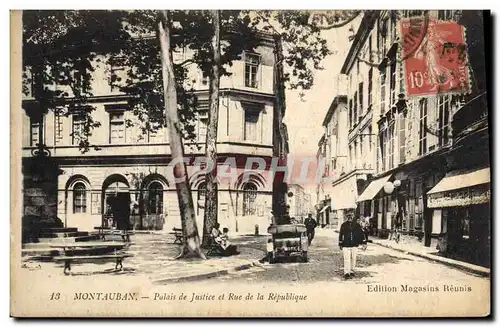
[202,10,221,248]
[272,34,289,225]
[158,11,206,259]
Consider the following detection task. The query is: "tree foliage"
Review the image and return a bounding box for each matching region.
[23,10,333,152]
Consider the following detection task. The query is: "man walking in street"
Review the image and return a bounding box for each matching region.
[339,213,365,279]
[304,213,318,245]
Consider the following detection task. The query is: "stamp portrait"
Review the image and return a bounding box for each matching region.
[402,18,470,96]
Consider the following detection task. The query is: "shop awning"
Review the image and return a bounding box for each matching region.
[319,205,330,213]
[356,174,392,203]
[427,168,490,208]
[331,177,358,210]
[427,168,490,195]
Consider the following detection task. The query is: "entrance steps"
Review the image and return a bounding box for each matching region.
[39,231,89,238]
[37,235,101,243]
[22,227,104,258]
[40,227,78,233]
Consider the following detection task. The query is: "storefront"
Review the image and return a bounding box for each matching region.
[331,175,358,230]
[356,174,392,235]
[427,167,491,267]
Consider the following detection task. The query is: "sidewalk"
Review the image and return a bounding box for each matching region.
[369,237,490,277]
[327,228,489,277]
[21,233,267,284]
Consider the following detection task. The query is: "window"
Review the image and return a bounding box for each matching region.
[201,75,209,87]
[368,68,373,108]
[244,53,260,88]
[368,126,373,153]
[148,130,158,143]
[380,130,386,171]
[244,109,259,141]
[438,95,451,147]
[438,10,453,20]
[349,144,353,168]
[109,112,125,144]
[197,182,206,216]
[398,58,405,95]
[399,114,406,164]
[148,182,163,214]
[55,113,63,144]
[388,122,395,169]
[390,12,397,42]
[72,115,85,145]
[419,98,428,155]
[73,70,83,92]
[380,18,388,58]
[358,82,364,117]
[380,68,387,114]
[198,111,208,142]
[368,35,373,62]
[354,141,358,169]
[390,60,397,104]
[353,91,358,125]
[30,116,41,146]
[348,99,353,128]
[243,183,257,216]
[73,182,87,213]
[109,56,125,92]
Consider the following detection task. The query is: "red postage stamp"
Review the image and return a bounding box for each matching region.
[401,19,470,96]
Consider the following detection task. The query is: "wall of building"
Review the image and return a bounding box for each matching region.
[22,35,278,236]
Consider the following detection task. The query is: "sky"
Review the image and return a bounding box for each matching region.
[284,17,361,159]
[282,17,362,196]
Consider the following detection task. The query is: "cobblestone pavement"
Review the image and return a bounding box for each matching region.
[190,230,490,286]
[16,230,490,317]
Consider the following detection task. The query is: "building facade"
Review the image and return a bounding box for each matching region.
[316,95,350,229]
[426,11,490,267]
[22,34,278,236]
[286,184,312,222]
[323,10,490,266]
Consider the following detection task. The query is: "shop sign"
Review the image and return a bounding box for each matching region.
[428,187,490,208]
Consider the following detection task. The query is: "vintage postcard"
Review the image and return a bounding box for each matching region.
[11,9,491,317]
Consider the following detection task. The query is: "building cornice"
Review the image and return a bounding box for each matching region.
[340,11,380,74]
[332,168,373,187]
[322,95,348,127]
[372,145,451,180]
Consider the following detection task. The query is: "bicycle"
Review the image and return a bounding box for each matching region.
[360,228,369,251]
[390,228,401,243]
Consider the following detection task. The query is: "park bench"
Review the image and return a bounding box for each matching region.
[170,227,183,244]
[54,253,133,275]
[94,226,134,242]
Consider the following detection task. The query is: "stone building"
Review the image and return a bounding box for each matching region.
[316,95,350,229]
[22,33,279,235]
[318,10,490,265]
[286,184,312,222]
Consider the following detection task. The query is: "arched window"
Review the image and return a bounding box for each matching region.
[243,183,258,216]
[73,182,87,213]
[197,182,206,215]
[148,182,163,214]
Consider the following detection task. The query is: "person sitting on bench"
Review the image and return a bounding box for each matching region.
[219,228,239,256]
[211,223,222,244]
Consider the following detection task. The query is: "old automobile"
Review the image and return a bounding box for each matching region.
[267,224,309,263]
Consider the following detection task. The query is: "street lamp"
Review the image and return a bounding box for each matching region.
[383,179,401,195]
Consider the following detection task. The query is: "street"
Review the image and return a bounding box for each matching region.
[15,230,490,317]
[191,230,489,286]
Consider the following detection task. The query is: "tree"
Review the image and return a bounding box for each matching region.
[201,10,221,247]
[157,10,205,258]
[22,10,336,256]
[22,10,209,258]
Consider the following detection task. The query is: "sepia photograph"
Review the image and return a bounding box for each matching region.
[10,8,491,317]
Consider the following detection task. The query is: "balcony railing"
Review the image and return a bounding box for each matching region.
[452,92,488,141]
